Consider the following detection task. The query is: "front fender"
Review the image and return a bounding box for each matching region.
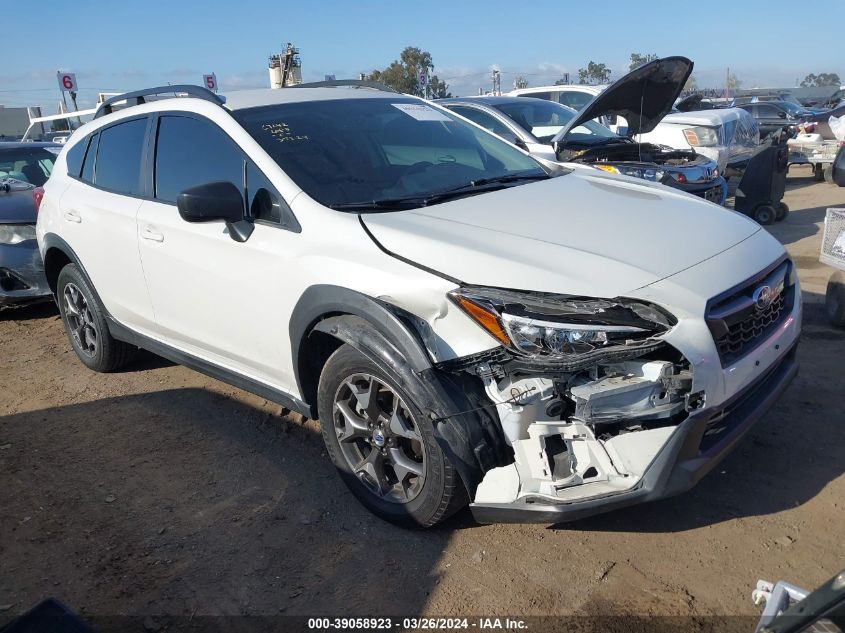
[312,313,510,498]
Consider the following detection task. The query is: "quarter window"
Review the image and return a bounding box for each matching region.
[246,162,283,224]
[80,133,99,183]
[65,139,87,178]
[154,115,244,204]
[94,119,147,195]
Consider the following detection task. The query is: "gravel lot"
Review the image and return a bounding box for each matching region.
[1,166,844,623]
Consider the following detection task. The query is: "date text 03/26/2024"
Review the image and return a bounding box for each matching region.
[307,618,528,630]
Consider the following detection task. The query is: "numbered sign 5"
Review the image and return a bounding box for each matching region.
[203,74,218,93]
[57,72,78,93]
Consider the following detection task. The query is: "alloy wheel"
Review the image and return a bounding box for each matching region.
[332,373,427,503]
[63,282,98,357]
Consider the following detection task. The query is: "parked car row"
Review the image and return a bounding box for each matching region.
[500,57,764,196]
[22,75,801,528]
[0,142,58,308]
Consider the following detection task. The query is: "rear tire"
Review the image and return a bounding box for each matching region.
[826,271,845,329]
[317,344,467,528]
[776,202,789,221]
[824,165,834,184]
[753,205,776,226]
[57,264,136,372]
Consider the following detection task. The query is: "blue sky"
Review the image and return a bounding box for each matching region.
[2,0,843,111]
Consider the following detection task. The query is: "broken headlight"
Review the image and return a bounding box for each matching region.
[449,287,674,359]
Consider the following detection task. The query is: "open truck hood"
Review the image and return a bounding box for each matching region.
[361,170,759,299]
[552,56,693,142]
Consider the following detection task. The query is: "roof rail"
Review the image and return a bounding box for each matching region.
[94,85,226,119]
[287,79,398,93]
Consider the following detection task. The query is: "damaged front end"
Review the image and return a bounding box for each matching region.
[441,287,703,519]
[557,141,727,204]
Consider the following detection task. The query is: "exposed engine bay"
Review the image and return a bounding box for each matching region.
[557,140,705,168]
[439,292,700,506]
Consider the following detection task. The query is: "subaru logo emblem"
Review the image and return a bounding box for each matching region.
[752,285,776,311]
[372,431,385,447]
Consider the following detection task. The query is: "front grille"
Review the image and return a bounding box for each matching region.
[717,292,786,360]
[705,259,794,366]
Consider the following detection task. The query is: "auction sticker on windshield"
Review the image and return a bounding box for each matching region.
[392,103,451,122]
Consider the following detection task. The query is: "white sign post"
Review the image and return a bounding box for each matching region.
[203,73,218,93]
[418,71,429,99]
[57,72,77,93]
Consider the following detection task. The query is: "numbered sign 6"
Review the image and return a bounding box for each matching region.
[203,74,218,93]
[57,72,78,93]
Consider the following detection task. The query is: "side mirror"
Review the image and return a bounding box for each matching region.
[777,111,787,119]
[177,181,254,242]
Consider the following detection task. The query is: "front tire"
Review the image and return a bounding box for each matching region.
[57,264,136,372]
[317,344,466,528]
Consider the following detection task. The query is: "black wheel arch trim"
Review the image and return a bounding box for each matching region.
[293,288,511,497]
[289,285,435,397]
[41,233,104,304]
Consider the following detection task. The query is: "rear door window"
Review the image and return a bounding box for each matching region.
[154,115,244,204]
[519,91,551,102]
[756,104,780,118]
[94,119,148,195]
[447,106,514,138]
[557,91,593,111]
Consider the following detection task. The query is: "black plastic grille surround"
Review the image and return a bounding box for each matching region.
[716,292,786,361]
[705,258,794,367]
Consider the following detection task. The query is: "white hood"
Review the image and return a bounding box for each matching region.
[361,171,760,298]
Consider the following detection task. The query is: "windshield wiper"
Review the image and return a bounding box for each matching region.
[328,198,427,211]
[328,172,551,212]
[441,172,550,192]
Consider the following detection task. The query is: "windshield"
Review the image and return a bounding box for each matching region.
[0,147,56,187]
[232,97,546,208]
[492,100,617,144]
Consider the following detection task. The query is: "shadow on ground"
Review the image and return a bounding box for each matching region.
[0,388,452,618]
[0,301,57,321]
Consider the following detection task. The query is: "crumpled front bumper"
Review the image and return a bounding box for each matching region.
[470,340,798,524]
[0,239,52,307]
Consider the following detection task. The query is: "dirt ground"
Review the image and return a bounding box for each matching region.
[1,166,844,624]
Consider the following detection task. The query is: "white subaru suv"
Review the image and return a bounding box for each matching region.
[37,82,801,527]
